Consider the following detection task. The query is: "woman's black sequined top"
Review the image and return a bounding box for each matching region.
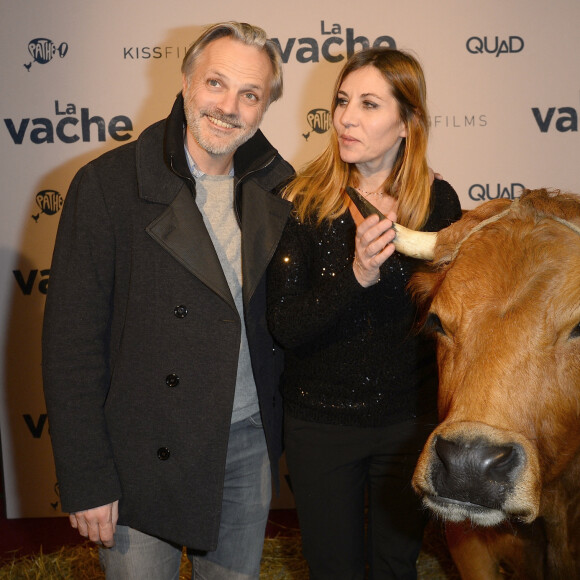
[267,179,462,427]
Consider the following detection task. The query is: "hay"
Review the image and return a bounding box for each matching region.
[260,536,308,579]
[0,540,305,580]
[0,520,458,579]
[0,544,102,580]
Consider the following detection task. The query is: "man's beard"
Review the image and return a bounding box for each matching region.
[184,98,261,157]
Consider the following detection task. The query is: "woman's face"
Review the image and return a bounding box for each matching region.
[333,65,407,176]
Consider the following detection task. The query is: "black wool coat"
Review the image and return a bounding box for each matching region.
[42,94,294,550]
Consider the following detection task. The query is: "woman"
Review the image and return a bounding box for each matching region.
[267,47,462,579]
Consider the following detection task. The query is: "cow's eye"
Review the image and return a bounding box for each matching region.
[571,321,580,339]
[425,313,446,336]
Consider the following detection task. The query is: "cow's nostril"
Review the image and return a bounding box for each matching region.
[484,445,519,482]
[433,436,523,508]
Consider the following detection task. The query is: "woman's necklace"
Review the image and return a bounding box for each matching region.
[356,187,383,197]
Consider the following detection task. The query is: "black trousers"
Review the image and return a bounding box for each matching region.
[284,413,435,580]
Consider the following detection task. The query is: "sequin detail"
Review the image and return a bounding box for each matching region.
[267,180,462,427]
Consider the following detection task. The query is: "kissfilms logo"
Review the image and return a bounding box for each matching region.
[123,46,189,59]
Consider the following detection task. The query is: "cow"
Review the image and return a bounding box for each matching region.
[392,188,580,579]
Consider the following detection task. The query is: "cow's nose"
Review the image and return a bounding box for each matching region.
[431,436,524,509]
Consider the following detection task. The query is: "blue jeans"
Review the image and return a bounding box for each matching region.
[99,411,271,579]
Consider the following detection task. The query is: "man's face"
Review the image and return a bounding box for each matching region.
[182,36,273,161]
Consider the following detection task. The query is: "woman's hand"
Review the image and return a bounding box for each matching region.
[353,210,397,287]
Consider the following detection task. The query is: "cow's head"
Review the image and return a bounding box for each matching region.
[396,189,580,526]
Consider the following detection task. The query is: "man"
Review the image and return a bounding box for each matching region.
[42,21,293,579]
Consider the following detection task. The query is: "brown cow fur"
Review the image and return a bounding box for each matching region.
[410,189,580,579]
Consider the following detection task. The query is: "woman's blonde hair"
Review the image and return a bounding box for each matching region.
[285,47,431,230]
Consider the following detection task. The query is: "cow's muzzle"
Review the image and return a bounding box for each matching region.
[413,422,541,526]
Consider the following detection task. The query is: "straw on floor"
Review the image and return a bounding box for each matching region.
[0,520,460,579]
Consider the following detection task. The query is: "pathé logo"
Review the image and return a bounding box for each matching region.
[51,482,61,511]
[469,183,525,202]
[303,108,332,141]
[32,189,64,222]
[466,36,524,57]
[271,21,396,64]
[24,38,68,71]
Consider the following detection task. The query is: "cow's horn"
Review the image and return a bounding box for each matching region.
[393,223,436,260]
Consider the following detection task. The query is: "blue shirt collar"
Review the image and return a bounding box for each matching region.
[184,129,234,178]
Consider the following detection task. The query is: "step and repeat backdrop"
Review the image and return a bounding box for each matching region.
[1,0,579,517]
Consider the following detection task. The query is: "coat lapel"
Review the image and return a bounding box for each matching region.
[137,109,292,313]
[241,185,292,305]
[146,184,235,310]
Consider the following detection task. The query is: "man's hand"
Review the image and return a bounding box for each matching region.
[69,500,119,547]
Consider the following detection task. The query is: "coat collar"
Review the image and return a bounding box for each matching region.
[164,93,279,189]
[137,93,285,205]
[143,93,293,309]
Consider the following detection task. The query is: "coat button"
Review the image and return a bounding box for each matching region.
[165,373,180,387]
[157,447,170,460]
[174,305,188,318]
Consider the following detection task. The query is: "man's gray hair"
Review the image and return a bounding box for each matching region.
[181,22,283,104]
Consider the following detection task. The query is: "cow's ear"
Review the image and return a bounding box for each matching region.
[409,267,445,325]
